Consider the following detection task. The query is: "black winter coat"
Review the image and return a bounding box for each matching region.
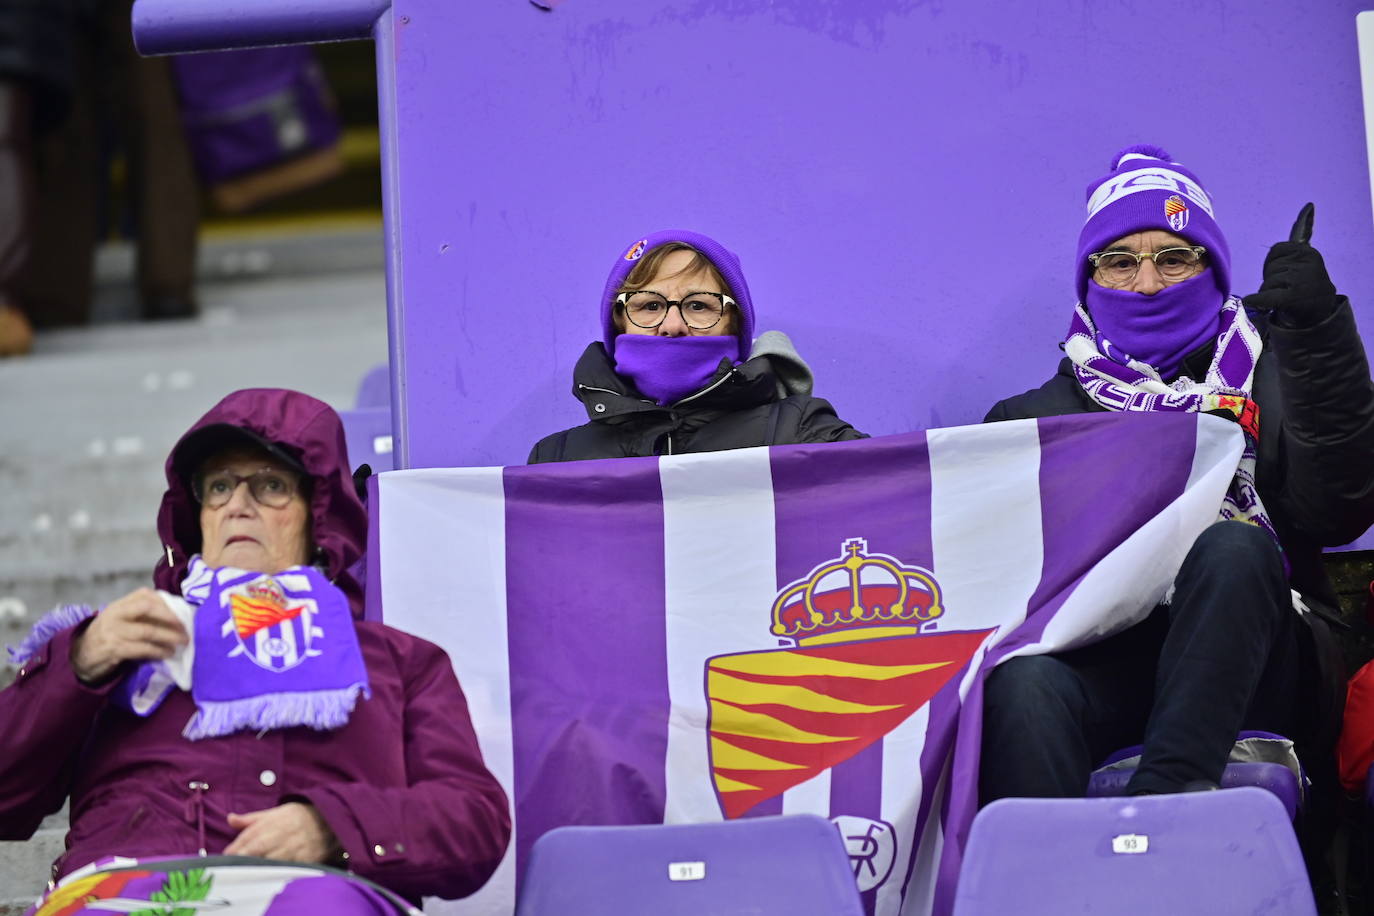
[529,341,864,462]
[986,299,1374,608]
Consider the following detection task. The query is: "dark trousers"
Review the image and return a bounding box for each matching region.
[979,520,1303,800]
[15,0,198,326]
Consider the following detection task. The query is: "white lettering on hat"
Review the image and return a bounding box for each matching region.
[1086,168,1214,219]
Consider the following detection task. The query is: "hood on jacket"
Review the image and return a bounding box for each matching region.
[153,388,368,616]
[599,229,757,362]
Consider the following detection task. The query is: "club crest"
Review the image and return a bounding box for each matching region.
[220,575,323,671]
[1164,194,1189,231]
[704,538,992,819]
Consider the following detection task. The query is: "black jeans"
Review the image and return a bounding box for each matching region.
[979,520,1303,800]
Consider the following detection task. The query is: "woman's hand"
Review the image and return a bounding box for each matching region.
[69,587,189,685]
[225,803,342,863]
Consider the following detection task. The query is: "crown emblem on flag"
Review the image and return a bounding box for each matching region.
[770,539,943,646]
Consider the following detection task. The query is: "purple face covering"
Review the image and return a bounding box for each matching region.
[1084,270,1224,377]
[612,334,740,406]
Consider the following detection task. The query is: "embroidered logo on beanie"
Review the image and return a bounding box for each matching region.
[624,239,648,261]
[1164,195,1189,232]
[1075,144,1231,300]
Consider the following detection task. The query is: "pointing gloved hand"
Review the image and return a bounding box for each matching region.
[1241,202,1339,328]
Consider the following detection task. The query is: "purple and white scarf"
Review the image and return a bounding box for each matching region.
[1064,296,1279,545]
[11,557,370,740]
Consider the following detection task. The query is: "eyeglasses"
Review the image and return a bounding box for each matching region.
[1087,246,1207,287]
[195,468,303,509]
[616,290,735,331]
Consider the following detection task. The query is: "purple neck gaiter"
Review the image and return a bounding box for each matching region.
[613,334,740,406]
[1084,270,1225,377]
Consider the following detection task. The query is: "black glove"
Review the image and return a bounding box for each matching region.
[1241,203,1339,327]
[352,463,373,503]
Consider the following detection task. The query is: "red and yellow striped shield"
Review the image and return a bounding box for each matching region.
[230,591,304,640]
[706,629,991,818]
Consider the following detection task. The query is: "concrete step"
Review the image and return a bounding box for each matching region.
[0,808,68,910]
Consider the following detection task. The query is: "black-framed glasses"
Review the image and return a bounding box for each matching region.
[1087,246,1207,287]
[616,290,735,331]
[195,468,303,509]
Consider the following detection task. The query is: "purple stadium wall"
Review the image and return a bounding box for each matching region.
[135,0,1374,531]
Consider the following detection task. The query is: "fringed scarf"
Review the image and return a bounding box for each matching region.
[10,557,370,740]
[1065,297,1280,548]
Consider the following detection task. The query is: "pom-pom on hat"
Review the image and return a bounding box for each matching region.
[600,229,756,361]
[1075,144,1230,301]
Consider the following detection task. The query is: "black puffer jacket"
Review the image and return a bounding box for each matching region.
[529,331,864,462]
[987,299,1374,608]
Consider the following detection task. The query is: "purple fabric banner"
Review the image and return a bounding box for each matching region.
[28,857,414,916]
[929,412,1202,915]
[378,413,1244,915]
[504,457,671,874]
[772,433,934,913]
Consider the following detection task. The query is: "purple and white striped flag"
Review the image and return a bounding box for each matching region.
[376,412,1243,916]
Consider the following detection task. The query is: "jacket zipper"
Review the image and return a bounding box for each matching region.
[577,383,653,405]
[671,367,737,408]
[185,781,210,855]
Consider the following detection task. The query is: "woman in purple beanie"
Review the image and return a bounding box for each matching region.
[978,146,1374,816]
[528,229,864,462]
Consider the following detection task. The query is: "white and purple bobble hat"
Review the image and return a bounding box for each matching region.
[1075,145,1231,301]
[600,229,756,361]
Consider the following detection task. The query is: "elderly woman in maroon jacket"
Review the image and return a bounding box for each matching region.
[0,388,509,908]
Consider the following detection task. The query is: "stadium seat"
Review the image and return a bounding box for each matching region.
[1086,731,1304,820]
[354,364,390,409]
[339,406,394,473]
[514,814,864,916]
[952,789,1316,915]
[341,364,394,473]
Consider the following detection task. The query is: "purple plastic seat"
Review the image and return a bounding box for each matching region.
[514,814,864,916]
[342,365,393,473]
[953,789,1316,915]
[339,407,394,473]
[354,364,390,409]
[1086,731,1304,820]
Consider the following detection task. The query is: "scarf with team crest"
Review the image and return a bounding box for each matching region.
[11,557,370,740]
[1064,296,1282,551]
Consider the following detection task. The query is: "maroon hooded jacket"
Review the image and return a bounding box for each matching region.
[0,389,510,901]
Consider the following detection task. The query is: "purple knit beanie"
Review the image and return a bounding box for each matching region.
[600,229,756,361]
[1075,145,1230,302]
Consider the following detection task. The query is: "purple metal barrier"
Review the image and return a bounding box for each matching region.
[132,0,390,54]
[384,0,1374,474]
[134,2,1374,523]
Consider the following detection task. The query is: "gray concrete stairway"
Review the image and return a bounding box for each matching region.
[0,226,386,905]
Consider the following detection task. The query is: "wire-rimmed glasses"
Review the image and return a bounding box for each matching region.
[1087,246,1207,287]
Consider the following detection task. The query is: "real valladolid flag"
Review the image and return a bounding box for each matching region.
[376,413,1242,916]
